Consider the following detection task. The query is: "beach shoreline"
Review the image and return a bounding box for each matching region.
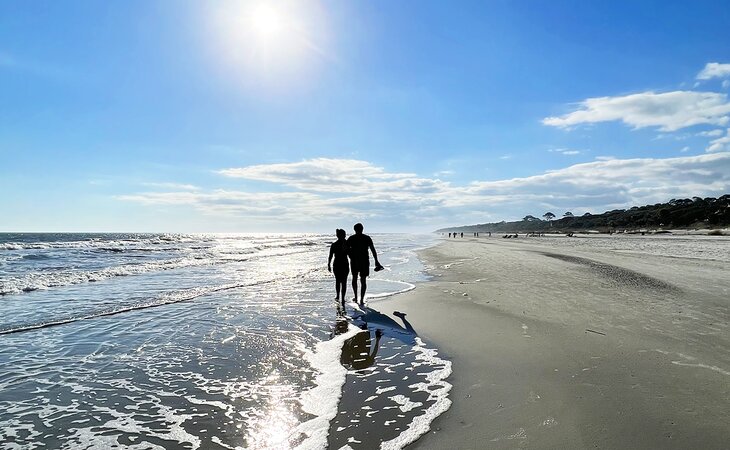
[372,236,729,449]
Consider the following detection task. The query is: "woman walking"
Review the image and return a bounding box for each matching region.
[328,229,350,306]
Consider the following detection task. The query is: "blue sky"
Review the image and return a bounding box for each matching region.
[2,0,730,232]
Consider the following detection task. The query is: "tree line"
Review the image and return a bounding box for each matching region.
[436,195,730,234]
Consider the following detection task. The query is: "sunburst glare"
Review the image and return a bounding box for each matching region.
[208,0,329,85]
[251,5,285,40]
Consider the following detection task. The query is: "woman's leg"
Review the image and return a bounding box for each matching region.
[340,276,348,304]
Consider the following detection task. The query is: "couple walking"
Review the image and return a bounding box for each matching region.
[327,223,384,306]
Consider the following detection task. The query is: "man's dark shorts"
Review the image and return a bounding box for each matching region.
[351,260,369,278]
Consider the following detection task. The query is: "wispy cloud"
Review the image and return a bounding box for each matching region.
[140,182,200,191]
[218,158,446,194]
[697,129,724,137]
[543,91,730,132]
[706,129,730,153]
[548,148,582,155]
[433,170,455,177]
[118,154,730,226]
[116,190,337,221]
[696,62,730,80]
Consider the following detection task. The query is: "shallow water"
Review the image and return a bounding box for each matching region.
[0,233,450,449]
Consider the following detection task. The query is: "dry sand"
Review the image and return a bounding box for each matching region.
[375,237,729,449]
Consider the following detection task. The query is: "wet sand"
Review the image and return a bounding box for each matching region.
[376,237,729,449]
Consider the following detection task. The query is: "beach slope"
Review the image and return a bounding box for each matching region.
[377,237,729,449]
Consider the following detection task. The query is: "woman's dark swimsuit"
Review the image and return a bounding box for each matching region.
[330,240,349,280]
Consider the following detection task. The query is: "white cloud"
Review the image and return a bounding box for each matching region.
[696,62,730,80]
[116,190,340,221]
[218,158,446,195]
[543,91,730,132]
[697,129,724,137]
[140,182,200,191]
[723,80,730,90]
[653,133,691,141]
[680,146,690,153]
[706,129,730,153]
[548,148,581,155]
[463,153,730,214]
[118,155,730,228]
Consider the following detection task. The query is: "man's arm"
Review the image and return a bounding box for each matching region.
[328,245,334,272]
[368,237,382,267]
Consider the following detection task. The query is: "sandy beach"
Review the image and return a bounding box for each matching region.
[376,236,729,449]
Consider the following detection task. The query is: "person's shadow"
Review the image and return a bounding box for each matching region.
[333,306,418,371]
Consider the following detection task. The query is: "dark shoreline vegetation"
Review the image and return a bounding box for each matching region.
[437,195,730,234]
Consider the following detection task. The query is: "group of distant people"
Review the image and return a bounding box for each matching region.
[328,223,384,306]
[446,232,491,238]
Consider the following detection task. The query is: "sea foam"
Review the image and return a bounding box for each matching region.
[379,337,452,450]
[294,324,364,449]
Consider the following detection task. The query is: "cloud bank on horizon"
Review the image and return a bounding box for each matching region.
[119,151,730,230]
[116,61,730,231]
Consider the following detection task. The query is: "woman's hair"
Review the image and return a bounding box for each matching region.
[336,228,346,239]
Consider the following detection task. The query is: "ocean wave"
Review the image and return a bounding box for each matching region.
[0,256,218,296]
[0,280,277,336]
[0,236,322,253]
[0,234,205,251]
[0,244,325,297]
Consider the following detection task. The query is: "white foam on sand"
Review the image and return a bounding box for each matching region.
[366,280,416,300]
[379,337,453,450]
[388,395,423,413]
[294,324,364,450]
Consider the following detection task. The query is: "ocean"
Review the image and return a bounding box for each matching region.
[0,233,451,449]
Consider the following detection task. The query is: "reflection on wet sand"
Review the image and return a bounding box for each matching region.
[327,303,452,450]
[334,305,418,371]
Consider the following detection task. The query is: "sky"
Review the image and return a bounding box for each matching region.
[1,0,730,233]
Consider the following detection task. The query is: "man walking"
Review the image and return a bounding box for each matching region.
[347,223,384,305]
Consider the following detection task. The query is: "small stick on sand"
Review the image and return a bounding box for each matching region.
[585,328,606,336]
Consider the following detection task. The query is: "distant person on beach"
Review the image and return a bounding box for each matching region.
[347,223,384,305]
[328,229,349,305]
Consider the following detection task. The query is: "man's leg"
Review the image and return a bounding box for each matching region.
[351,271,359,302]
[359,275,367,304]
[335,279,340,299]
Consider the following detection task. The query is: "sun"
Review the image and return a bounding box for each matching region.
[208,0,329,84]
[251,5,284,40]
